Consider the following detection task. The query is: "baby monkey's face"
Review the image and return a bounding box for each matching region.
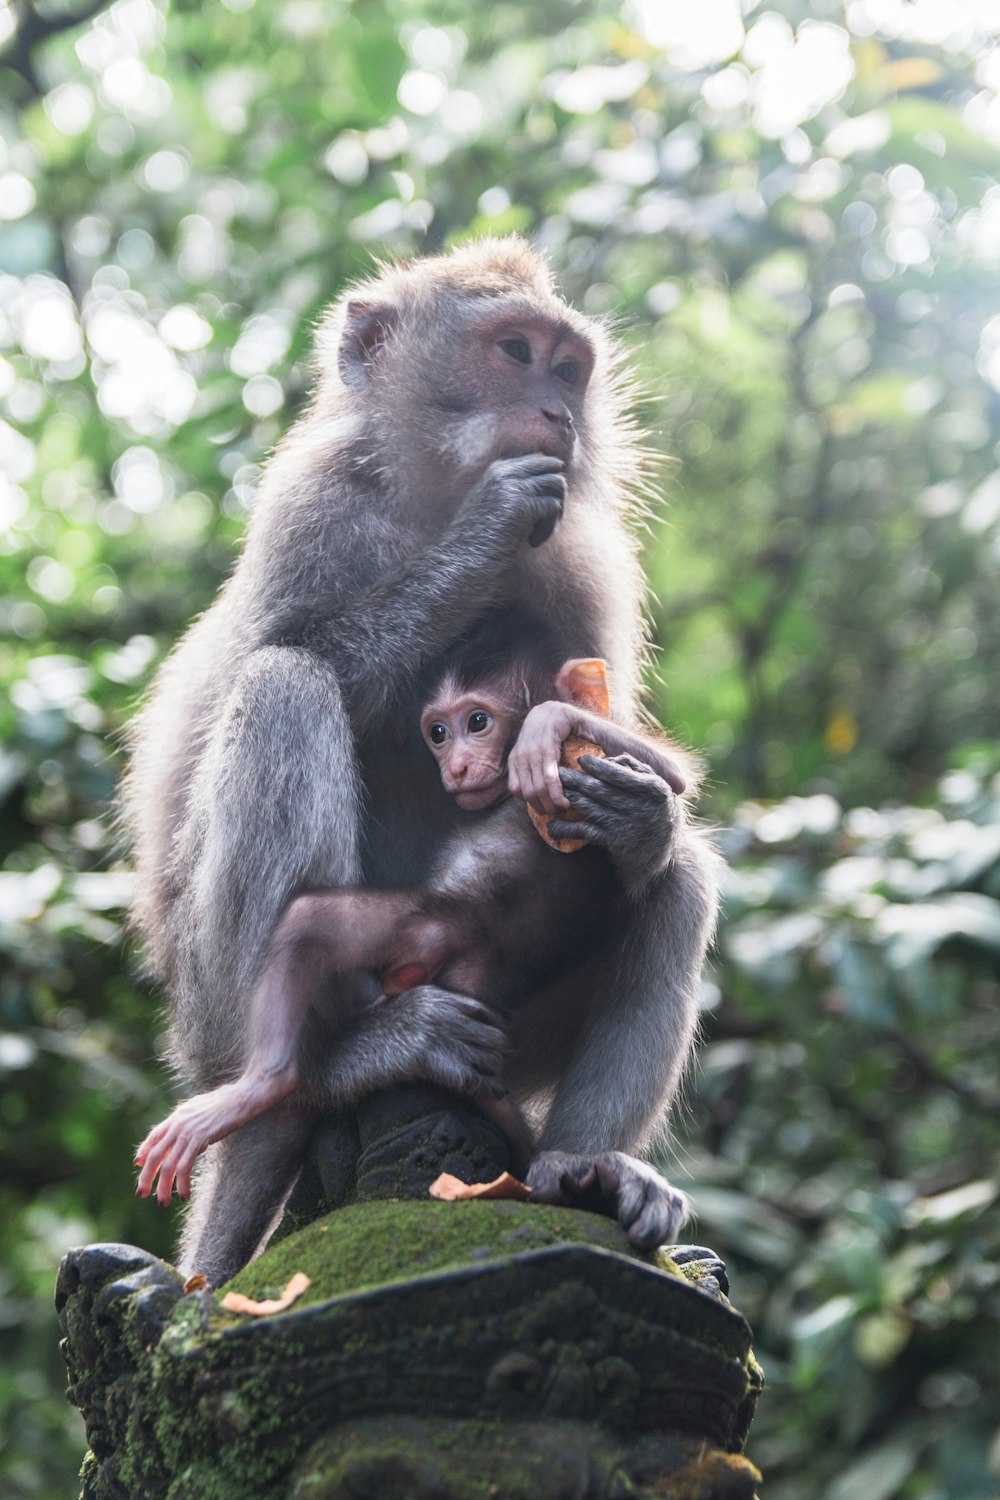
[421,674,521,812]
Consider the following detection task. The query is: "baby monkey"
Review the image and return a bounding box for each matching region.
[135,620,689,1216]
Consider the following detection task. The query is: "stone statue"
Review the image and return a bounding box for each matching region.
[57,1086,763,1499]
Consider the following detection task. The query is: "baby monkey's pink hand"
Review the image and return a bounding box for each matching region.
[507,700,574,815]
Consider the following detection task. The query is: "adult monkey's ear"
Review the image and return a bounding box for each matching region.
[338,301,400,389]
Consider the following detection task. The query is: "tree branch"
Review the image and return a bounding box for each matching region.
[2,0,110,103]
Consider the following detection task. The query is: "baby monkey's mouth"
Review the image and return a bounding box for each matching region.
[454,779,508,812]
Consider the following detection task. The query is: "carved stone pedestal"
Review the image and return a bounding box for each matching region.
[57,1088,763,1499]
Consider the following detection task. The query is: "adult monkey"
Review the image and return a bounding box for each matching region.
[125,238,719,1287]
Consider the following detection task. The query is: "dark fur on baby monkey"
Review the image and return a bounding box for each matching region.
[135,616,699,1203]
[136,619,638,1196]
[125,238,720,1285]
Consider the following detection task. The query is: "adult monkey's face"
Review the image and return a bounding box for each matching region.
[324,240,606,511]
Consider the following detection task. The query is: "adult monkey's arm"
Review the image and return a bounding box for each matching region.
[284,454,568,733]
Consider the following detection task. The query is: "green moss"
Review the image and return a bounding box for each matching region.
[221,1199,677,1307]
[288,1418,759,1499]
[291,1416,648,1499]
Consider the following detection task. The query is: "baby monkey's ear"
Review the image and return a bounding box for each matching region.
[554,658,610,716]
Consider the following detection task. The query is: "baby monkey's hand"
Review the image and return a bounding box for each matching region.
[507,700,575,814]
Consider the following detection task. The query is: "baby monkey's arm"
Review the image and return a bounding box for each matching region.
[508,700,691,816]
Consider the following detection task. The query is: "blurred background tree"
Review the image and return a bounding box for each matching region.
[1,1,998,1496]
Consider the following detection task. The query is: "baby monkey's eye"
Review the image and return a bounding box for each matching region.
[428,722,449,746]
[499,337,531,365]
[467,711,493,734]
[554,360,579,385]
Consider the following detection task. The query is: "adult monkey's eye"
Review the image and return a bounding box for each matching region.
[499,337,531,365]
[554,360,579,385]
[468,711,493,734]
[428,723,449,746]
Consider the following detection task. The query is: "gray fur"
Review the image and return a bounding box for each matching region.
[124,238,720,1283]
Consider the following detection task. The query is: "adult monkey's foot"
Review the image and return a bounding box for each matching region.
[526,1149,689,1247]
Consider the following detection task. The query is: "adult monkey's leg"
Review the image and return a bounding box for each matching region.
[166,646,365,1280]
[177,1108,317,1287]
[527,830,720,1247]
[164,646,508,1278]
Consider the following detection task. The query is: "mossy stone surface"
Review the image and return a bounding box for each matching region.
[57,1089,763,1498]
[57,1203,762,1500]
[288,1417,762,1499]
[225,1197,672,1306]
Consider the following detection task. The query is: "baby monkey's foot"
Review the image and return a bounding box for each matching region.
[135,1072,295,1206]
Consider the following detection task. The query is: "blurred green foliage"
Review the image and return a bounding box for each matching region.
[1,0,998,1496]
[691,759,1000,1500]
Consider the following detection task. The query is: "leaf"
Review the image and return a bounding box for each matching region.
[684,1185,801,1267]
[854,1309,911,1368]
[0,749,27,806]
[828,937,893,1024]
[826,1442,915,1500]
[876,893,1000,966]
[220,1272,310,1316]
[794,1292,858,1344]
[908,820,1000,887]
[724,911,826,984]
[910,1180,997,1225]
[429,1172,533,1202]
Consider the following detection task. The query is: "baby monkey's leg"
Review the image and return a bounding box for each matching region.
[136,890,436,1203]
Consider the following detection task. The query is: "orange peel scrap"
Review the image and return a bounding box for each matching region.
[429,1171,533,1202]
[220,1271,311,1316]
[527,658,609,854]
